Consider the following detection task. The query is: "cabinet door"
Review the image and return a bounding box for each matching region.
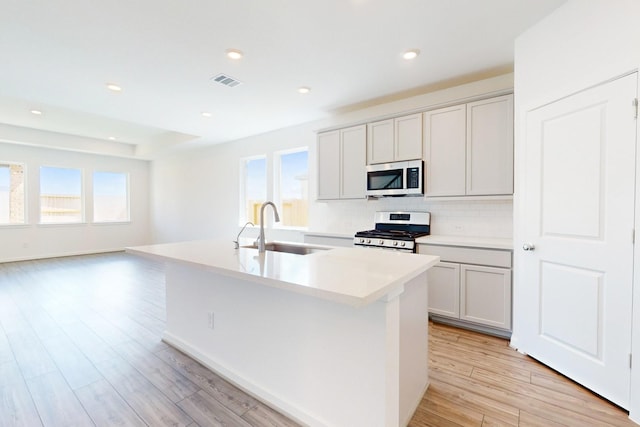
[466,94,514,195]
[394,113,422,161]
[460,264,511,330]
[367,119,394,164]
[340,125,366,199]
[423,105,466,196]
[317,131,340,200]
[426,262,460,318]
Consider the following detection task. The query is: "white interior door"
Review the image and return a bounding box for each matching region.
[520,73,638,408]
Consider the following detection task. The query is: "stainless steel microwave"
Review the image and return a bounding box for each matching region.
[365,160,423,197]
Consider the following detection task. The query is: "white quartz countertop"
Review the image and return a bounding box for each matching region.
[415,235,513,250]
[127,240,439,308]
[302,231,354,239]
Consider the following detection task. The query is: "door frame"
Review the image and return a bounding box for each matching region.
[630,70,640,423]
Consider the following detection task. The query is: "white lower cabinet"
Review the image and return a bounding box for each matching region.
[426,261,460,318]
[460,264,511,330]
[418,243,512,336]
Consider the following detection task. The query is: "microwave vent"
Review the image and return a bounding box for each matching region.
[210,73,242,88]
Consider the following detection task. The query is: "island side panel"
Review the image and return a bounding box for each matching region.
[164,262,393,427]
[399,271,429,426]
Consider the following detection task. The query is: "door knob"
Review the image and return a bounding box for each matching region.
[522,243,535,251]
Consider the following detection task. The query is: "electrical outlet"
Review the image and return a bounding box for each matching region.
[207,312,214,329]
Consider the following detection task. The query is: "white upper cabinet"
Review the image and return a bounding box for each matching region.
[395,113,423,161]
[367,119,394,164]
[367,113,422,164]
[317,125,366,200]
[466,95,514,195]
[340,125,367,199]
[424,94,514,197]
[424,104,466,196]
[317,130,341,200]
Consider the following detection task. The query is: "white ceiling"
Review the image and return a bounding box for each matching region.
[0,0,564,158]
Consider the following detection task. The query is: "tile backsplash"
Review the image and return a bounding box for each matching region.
[310,197,513,238]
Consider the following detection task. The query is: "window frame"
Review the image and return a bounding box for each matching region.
[0,161,27,226]
[273,147,309,230]
[239,154,267,226]
[92,170,131,224]
[39,165,85,225]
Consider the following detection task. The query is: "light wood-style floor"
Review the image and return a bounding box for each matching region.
[0,252,635,427]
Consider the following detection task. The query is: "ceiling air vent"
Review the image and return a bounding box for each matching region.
[210,73,242,88]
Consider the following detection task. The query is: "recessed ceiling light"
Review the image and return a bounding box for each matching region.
[106,83,122,92]
[226,49,243,60]
[298,86,311,94]
[30,109,43,115]
[108,136,116,140]
[402,49,420,60]
[201,112,212,118]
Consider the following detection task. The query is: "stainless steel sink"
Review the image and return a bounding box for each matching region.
[242,242,329,255]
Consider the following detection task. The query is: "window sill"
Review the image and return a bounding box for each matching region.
[38,222,88,227]
[92,221,132,225]
[0,223,29,229]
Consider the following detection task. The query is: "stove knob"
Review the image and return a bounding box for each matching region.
[366,239,371,244]
[379,239,384,245]
[400,241,406,247]
[359,238,365,244]
[393,241,398,246]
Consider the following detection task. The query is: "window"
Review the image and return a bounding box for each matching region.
[40,166,83,223]
[0,162,25,224]
[93,171,129,222]
[275,149,308,228]
[241,156,267,224]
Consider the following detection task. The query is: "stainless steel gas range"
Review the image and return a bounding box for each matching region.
[353,211,431,253]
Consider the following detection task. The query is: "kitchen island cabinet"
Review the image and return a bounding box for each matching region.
[128,240,438,427]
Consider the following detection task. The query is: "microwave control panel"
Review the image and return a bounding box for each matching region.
[407,167,420,189]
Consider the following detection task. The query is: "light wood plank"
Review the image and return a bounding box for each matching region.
[178,390,252,427]
[75,379,147,427]
[421,381,519,426]
[416,393,484,426]
[0,380,43,427]
[95,356,193,426]
[57,321,118,365]
[25,371,94,427]
[518,410,567,427]
[241,401,302,427]
[156,346,260,416]
[113,339,200,403]
[40,334,102,390]
[7,330,58,380]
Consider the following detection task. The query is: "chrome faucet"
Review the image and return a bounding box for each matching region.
[257,201,280,253]
[234,221,254,249]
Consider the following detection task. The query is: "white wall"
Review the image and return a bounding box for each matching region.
[513,0,640,421]
[151,74,515,245]
[0,142,150,262]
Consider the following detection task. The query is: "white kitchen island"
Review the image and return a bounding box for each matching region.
[127,240,439,427]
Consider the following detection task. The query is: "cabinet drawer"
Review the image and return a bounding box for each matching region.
[418,245,511,268]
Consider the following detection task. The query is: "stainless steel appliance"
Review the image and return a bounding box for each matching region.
[354,211,430,252]
[365,160,423,197]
